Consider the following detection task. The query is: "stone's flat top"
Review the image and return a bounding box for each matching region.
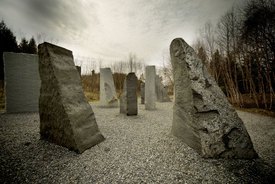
[0,102,274,183]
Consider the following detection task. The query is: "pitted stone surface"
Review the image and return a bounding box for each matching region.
[38,42,104,153]
[145,66,156,110]
[155,75,171,102]
[3,52,40,113]
[170,38,257,159]
[100,68,118,107]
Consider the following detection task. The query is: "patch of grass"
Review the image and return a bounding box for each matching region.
[84,91,99,102]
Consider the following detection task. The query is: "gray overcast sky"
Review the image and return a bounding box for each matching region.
[0,0,240,68]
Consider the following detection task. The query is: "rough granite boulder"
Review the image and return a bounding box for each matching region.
[38,42,104,153]
[120,73,138,115]
[170,38,257,159]
[100,68,118,107]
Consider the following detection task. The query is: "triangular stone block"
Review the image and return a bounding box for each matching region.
[38,42,104,153]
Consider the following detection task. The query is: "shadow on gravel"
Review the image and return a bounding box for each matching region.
[0,139,79,184]
[223,159,275,184]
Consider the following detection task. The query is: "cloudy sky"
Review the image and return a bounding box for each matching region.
[0,0,240,69]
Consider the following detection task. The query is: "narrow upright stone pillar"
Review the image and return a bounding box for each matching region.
[76,66,81,76]
[145,66,156,110]
[170,38,257,159]
[3,53,40,113]
[100,68,118,107]
[120,81,127,114]
[38,42,104,153]
[140,82,145,104]
[120,73,138,115]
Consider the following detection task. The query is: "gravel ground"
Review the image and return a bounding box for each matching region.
[0,101,274,184]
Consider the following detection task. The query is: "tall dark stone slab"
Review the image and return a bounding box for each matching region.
[76,66,81,76]
[38,42,104,153]
[170,38,257,159]
[140,82,145,104]
[120,73,138,116]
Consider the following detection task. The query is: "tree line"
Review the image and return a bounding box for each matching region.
[0,20,38,84]
[193,0,275,110]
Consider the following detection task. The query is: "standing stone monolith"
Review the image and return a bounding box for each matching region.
[145,66,156,110]
[76,66,81,76]
[120,80,127,114]
[3,53,40,113]
[120,73,138,115]
[100,68,118,107]
[170,38,257,159]
[38,42,104,153]
[140,82,145,104]
[155,75,171,102]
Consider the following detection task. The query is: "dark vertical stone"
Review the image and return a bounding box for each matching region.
[120,72,138,116]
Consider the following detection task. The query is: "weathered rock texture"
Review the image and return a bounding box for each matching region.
[140,82,145,104]
[155,75,171,102]
[38,42,104,153]
[100,68,118,107]
[3,52,40,113]
[170,38,257,159]
[145,66,156,110]
[120,73,138,115]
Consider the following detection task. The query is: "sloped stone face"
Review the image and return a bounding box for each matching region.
[4,53,40,113]
[100,68,118,107]
[145,66,156,110]
[170,38,257,159]
[120,73,138,115]
[155,75,171,102]
[38,42,104,153]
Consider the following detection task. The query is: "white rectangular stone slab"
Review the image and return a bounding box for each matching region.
[145,65,156,110]
[3,52,40,113]
[100,68,118,107]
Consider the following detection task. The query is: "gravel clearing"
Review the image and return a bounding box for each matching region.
[0,101,275,184]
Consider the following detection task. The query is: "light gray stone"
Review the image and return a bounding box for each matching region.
[120,73,138,116]
[170,38,257,159]
[3,52,40,113]
[38,42,104,153]
[100,68,118,107]
[145,66,156,110]
[140,82,145,104]
[155,75,171,102]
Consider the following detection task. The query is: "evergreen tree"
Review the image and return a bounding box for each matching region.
[28,37,37,54]
[18,38,29,53]
[0,20,18,81]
